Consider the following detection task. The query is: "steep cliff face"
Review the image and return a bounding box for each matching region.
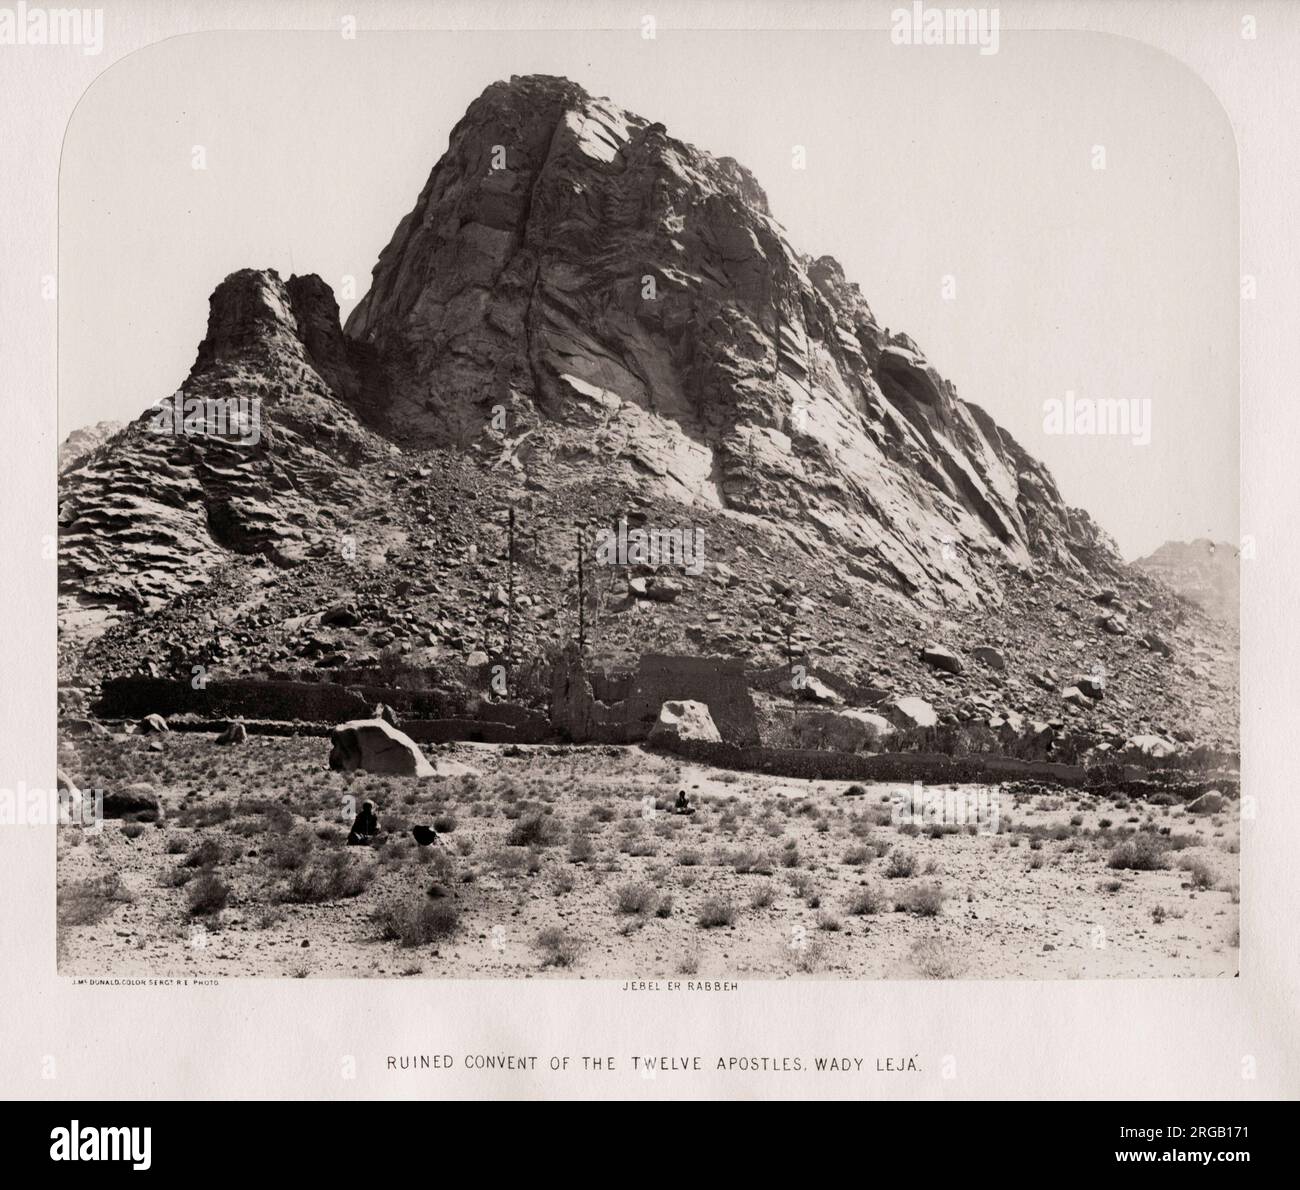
[345,74,1120,606]
[58,269,388,635]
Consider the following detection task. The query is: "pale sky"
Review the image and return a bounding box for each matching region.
[58,29,1238,560]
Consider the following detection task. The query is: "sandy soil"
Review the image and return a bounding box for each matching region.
[55,734,1240,980]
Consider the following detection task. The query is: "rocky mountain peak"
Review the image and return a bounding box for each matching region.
[57,75,1236,755]
[191,268,357,401]
[341,74,1121,606]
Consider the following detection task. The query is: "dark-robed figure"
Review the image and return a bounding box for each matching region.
[348,799,380,846]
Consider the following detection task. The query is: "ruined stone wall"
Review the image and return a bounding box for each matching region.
[624,655,760,745]
[93,676,541,734]
[95,677,372,723]
[548,650,759,743]
[651,736,1090,786]
[550,652,760,745]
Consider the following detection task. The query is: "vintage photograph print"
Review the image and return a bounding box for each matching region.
[54,26,1239,981]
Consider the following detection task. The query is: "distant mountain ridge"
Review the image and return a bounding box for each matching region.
[1135,539,1239,625]
[59,420,123,473]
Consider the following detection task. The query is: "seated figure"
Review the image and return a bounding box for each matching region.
[348,799,380,845]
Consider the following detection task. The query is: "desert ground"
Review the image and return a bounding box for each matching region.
[56,734,1240,980]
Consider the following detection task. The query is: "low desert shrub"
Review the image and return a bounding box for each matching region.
[186,871,230,917]
[282,851,373,902]
[57,873,134,927]
[536,926,581,968]
[846,885,886,916]
[615,880,659,915]
[373,899,460,946]
[900,881,945,917]
[1107,833,1168,871]
[697,895,737,928]
[885,849,917,879]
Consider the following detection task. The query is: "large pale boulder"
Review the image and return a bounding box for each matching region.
[797,709,892,752]
[328,719,436,777]
[885,696,938,730]
[56,768,83,825]
[1123,733,1179,760]
[798,675,840,704]
[647,700,721,745]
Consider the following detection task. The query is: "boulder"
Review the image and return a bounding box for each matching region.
[713,563,741,589]
[328,719,436,777]
[919,643,963,675]
[971,646,1005,671]
[1123,733,1179,760]
[647,700,721,746]
[1187,791,1226,815]
[885,696,938,730]
[371,702,401,727]
[798,708,893,752]
[103,784,163,821]
[798,675,840,704]
[644,577,683,603]
[56,768,83,824]
[1061,686,1091,708]
[1141,633,1173,658]
[215,721,248,745]
[321,603,361,628]
[988,709,1025,733]
[1100,613,1129,635]
[138,713,169,734]
[1073,675,1105,700]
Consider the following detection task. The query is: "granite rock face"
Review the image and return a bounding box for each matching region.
[345,74,1120,607]
[59,269,388,636]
